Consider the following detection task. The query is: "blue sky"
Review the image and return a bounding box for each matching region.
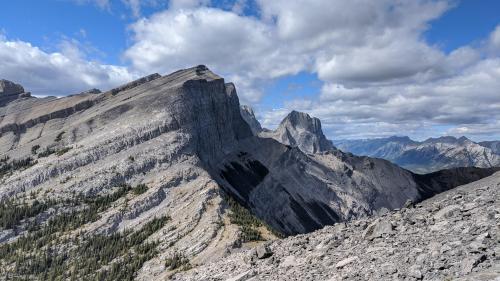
[1,0,500,141]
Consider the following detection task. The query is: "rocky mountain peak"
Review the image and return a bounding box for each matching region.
[387,135,413,143]
[240,105,263,135]
[282,110,320,130]
[424,136,460,144]
[0,79,24,95]
[0,79,30,106]
[335,135,500,173]
[260,110,334,154]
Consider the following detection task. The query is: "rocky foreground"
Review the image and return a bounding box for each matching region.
[174,171,500,281]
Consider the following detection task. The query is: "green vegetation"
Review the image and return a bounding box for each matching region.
[37,146,73,157]
[0,157,36,180]
[38,147,56,158]
[226,195,285,241]
[0,184,170,280]
[31,145,40,155]
[56,146,72,156]
[165,252,191,271]
[132,184,148,195]
[226,196,263,242]
[0,198,58,229]
[54,131,65,142]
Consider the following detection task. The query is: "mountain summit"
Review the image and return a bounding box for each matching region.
[0,79,31,106]
[240,105,262,135]
[260,110,335,154]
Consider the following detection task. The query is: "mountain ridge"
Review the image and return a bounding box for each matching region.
[334,135,500,173]
[0,67,497,280]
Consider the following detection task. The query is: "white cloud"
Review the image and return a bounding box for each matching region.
[169,0,211,10]
[0,36,136,96]
[124,7,308,103]
[3,1,500,140]
[488,24,500,55]
[124,1,455,96]
[122,0,142,18]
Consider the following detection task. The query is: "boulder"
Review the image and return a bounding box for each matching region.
[363,219,394,240]
[335,256,358,269]
[256,244,273,259]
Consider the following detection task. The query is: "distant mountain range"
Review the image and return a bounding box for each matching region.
[334,136,500,173]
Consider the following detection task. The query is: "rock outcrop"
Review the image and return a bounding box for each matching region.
[260,110,335,154]
[173,171,500,281]
[0,79,30,106]
[334,136,500,173]
[240,105,262,135]
[480,140,500,154]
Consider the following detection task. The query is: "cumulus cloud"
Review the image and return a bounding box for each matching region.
[0,36,135,96]
[488,24,500,55]
[3,0,500,139]
[124,7,308,103]
[123,0,458,103]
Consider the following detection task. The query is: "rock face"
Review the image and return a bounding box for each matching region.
[0,79,30,106]
[0,66,254,280]
[334,136,500,173]
[260,110,335,154]
[0,66,497,280]
[480,140,500,154]
[173,171,500,281]
[218,109,499,235]
[240,105,262,135]
[0,79,24,95]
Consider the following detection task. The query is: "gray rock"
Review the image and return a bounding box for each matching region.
[434,204,461,220]
[0,79,24,95]
[256,244,273,259]
[240,105,262,135]
[174,171,500,281]
[461,254,486,274]
[259,110,335,154]
[335,256,358,269]
[408,265,423,279]
[363,219,394,240]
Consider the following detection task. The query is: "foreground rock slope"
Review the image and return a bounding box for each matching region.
[173,171,500,281]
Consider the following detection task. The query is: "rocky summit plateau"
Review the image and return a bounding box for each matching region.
[0,66,498,281]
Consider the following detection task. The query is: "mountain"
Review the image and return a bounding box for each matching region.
[0,67,497,279]
[259,110,335,154]
[334,136,500,173]
[239,105,262,135]
[480,140,500,154]
[174,170,500,281]
[0,79,31,106]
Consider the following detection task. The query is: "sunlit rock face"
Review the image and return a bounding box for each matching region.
[259,110,335,154]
